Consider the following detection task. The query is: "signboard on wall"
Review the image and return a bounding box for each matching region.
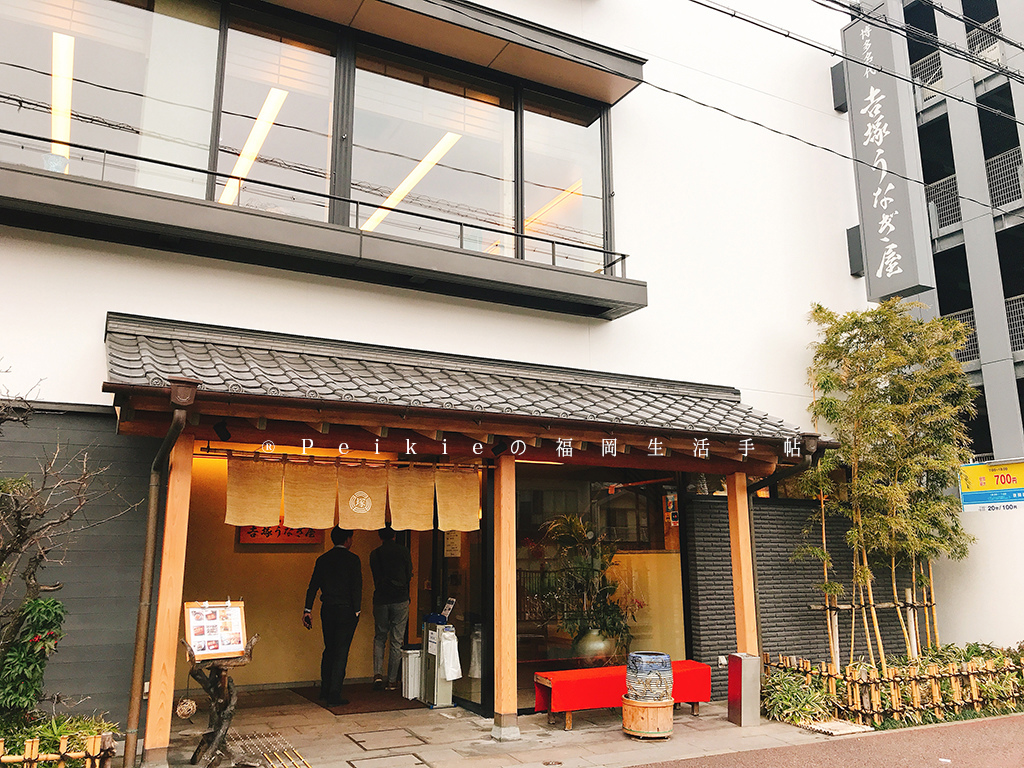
[960,461,1024,513]
[842,1,935,301]
[238,525,324,544]
[184,601,248,660]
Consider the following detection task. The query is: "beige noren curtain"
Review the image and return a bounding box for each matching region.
[388,466,435,531]
[282,462,337,529]
[225,456,284,526]
[337,464,387,530]
[435,467,481,531]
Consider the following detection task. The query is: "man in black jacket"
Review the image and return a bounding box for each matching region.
[369,526,413,690]
[303,527,361,706]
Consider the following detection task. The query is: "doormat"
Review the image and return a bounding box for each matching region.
[291,684,428,715]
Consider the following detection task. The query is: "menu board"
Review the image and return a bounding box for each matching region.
[184,601,247,660]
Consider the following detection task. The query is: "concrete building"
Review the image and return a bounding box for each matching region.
[0,0,882,759]
[853,0,1024,647]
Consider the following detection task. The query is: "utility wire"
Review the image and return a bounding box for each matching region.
[680,0,1024,137]
[410,0,1024,225]
[811,0,1024,87]
[917,0,1024,55]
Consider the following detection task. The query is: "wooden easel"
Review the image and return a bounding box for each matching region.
[181,635,260,768]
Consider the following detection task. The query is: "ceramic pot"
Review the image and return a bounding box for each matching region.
[576,628,616,663]
[625,651,673,701]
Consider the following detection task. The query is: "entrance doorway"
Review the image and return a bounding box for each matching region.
[176,443,489,716]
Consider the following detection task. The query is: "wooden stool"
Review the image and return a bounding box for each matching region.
[621,696,673,739]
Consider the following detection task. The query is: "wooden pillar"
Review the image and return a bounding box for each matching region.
[143,434,194,760]
[491,453,520,740]
[726,472,758,655]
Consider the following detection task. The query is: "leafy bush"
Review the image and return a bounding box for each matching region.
[0,712,119,768]
[761,668,836,724]
[0,599,66,714]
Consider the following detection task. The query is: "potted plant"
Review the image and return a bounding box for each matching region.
[539,514,636,663]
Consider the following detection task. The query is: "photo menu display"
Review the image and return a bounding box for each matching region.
[184,601,247,660]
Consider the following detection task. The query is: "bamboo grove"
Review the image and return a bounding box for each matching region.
[801,300,976,666]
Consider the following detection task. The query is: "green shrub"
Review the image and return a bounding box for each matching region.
[0,712,119,768]
[0,599,66,715]
[761,668,836,724]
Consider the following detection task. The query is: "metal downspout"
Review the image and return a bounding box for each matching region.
[124,379,197,768]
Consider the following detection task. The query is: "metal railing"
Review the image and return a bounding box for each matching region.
[967,16,1002,57]
[911,50,943,88]
[0,127,629,277]
[925,174,963,230]
[972,453,995,463]
[985,146,1023,210]
[1005,293,1024,352]
[945,306,979,363]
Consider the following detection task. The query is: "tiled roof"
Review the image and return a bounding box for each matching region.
[104,313,800,439]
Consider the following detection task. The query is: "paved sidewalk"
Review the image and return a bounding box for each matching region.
[165,690,831,768]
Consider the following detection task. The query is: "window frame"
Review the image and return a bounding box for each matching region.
[203,0,615,255]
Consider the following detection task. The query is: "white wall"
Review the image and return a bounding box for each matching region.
[0,0,868,432]
[933,509,1024,647]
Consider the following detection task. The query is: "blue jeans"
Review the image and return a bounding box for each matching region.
[373,600,410,683]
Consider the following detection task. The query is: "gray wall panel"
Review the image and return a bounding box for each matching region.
[0,409,159,725]
[684,496,909,700]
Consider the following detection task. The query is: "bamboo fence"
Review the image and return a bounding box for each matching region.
[763,652,1023,725]
[0,733,114,768]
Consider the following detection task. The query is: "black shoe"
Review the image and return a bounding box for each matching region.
[373,676,384,690]
[328,698,350,707]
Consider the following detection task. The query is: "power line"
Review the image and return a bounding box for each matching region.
[917,0,1024,55]
[679,0,1024,138]
[409,0,1024,226]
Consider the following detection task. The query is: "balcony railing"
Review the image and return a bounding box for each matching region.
[925,174,963,230]
[0,127,629,278]
[925,147,1023,235]
[985,146,1024,210]
[946,292,1024,364]
[911,51,943,89]
[946,306,979,363]
[966,16,1002,57]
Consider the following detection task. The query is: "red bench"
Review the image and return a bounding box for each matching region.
[534,659,712,730]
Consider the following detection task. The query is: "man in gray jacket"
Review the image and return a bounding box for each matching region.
[369,526,413,690]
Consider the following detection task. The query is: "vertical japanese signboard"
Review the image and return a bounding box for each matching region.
[842,1,935,301]
[960,461,1024,514]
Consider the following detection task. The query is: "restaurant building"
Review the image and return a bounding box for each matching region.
[0,0,871,759]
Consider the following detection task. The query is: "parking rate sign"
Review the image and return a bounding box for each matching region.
[960,461,1024,513]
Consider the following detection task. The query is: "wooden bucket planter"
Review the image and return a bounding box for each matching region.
[621,696,674,739]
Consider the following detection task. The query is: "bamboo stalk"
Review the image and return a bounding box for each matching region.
[891,556,912,658]
[920,562,933,649]
[928,560,940,646]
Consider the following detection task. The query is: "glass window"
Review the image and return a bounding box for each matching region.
[0,0,219,197]
[216,15,334,221]
[515,465,684,710]
[352,50,515,254]
[523,92,604,269]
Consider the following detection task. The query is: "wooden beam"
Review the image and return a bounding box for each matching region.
[492,454,519,739]
[726,472,759,656]
[143,434,195,758]
[251,417,267,431]
[306,421,330,434]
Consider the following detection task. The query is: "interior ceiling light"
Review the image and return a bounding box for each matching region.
[219,87,289,206]
[360,131,461,232]
[50,32,75,170]
[485,179,583,255]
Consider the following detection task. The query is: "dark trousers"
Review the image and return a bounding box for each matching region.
[320,605,358,705]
